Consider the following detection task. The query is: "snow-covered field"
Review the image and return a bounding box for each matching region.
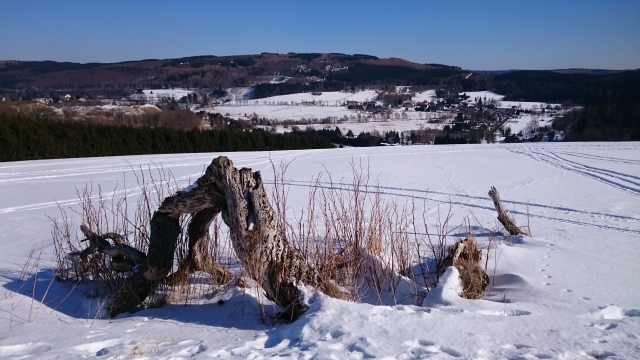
[502,113,557,136]
[1,142,639,359]
[204,89,565,136]
[208,90,449,135]
[130,89,193,103]
[460,91,561,110]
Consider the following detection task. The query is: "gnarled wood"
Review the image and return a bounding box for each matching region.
[488,186,525,235]
[73,225,146,272]
[167,208,233,286]
[109,156,340,320]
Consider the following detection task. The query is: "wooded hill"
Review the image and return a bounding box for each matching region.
[0,53,448,93]
[1,53,638,142]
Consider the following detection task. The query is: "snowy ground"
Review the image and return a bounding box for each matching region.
[460,91,561,110]
[129,89,193,103]
[1,143,639,359]
[204,89,565,136]
[207,90,450,135]
[501,113,557,136]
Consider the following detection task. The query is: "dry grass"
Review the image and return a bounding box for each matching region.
[48,157,510,319]
[130,343,155,356]
[50,163,233,311]
[442,235,490,299]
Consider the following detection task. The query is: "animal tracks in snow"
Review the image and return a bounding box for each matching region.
[401,339,462,359]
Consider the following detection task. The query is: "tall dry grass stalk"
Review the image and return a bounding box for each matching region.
[270,159,451,305]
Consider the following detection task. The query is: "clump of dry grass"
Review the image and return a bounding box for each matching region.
[130,343,155,356]
[439,234,490,299]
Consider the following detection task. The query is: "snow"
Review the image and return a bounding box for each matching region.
[459,91,561,110]
[129,89,193,103]
[501,113,556,136]
[461,91,505,103]
[207,90,450,135]
[412,89,438,103]
[1,142,639,358]
[202,89,566,137]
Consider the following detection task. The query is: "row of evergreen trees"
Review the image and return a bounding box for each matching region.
[0,115,334,162]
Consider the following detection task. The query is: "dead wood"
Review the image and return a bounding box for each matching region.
[488,186,525,235]
[109,156,341,320]
[166,208,233,286]
[72,225,146,272]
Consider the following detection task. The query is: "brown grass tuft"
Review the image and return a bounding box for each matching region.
[440,235,490,299]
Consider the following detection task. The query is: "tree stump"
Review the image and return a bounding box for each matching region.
[108,156,341,320]
[488,186,525,235]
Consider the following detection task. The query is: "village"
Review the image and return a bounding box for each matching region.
[10,84,567,145]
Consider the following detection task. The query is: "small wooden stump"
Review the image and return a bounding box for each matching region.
[488,186,525,235]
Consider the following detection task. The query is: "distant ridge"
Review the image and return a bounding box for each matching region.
[471,68,630,75]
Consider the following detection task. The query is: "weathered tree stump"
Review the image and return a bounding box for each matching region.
[108,156,341,320]
[488,186,525,235]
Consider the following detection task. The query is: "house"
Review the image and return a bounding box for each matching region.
[401,100,415,108]
[347,101,360,109]
[64,94,72,101]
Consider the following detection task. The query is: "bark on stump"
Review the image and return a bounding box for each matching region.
[166,208,233,287]
[109,156,340,320]
[488,186,525,235]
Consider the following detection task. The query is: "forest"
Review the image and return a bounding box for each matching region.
[0,114,336,162]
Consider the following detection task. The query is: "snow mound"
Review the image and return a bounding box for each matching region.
[423,266,462,306]
[579,304,640,320]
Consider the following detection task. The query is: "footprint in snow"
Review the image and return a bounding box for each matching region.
[403,339,461,358]
[579,304,639,320]
[593,323,617,331]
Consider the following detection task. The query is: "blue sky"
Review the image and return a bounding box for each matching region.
[1,0,638,70]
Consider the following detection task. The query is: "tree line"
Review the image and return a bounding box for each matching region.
[0,114,335,162]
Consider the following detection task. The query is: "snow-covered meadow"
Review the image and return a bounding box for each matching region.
[204,89,563,137]
[0,142,639,359]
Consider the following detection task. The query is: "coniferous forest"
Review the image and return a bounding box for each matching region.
[0,114,335,162]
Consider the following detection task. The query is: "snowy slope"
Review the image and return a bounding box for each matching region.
[0,143,639,359]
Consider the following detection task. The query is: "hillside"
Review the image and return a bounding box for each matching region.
[1,54,638,142]
[0,53,455,93]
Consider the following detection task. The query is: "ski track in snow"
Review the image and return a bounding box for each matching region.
[505,144,640,198]
[268,179,640,235]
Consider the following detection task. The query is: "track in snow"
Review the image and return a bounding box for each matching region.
[504,144,640,198]
[267,179,640,235]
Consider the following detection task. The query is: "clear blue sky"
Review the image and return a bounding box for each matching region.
[1,0,639,70]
